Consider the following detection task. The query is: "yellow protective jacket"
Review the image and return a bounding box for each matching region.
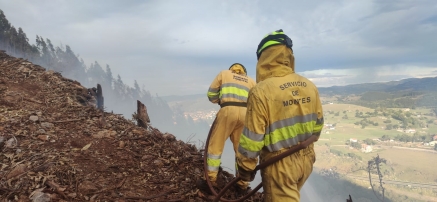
[237,45,324,172]
[207,70,255,105]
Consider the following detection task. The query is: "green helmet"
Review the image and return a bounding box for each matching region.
[256,29,293,60]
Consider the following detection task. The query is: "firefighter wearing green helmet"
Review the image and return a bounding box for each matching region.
[236,30,324,201]
[197,63,256,195]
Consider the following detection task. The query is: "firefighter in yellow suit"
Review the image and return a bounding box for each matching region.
[236,30,324,202]
[198,63,256,194]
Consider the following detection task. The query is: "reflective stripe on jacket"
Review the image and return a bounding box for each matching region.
[207,70,255,104]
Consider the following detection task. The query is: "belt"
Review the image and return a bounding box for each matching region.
[220,102,247,108]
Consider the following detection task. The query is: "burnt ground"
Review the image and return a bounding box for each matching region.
[0,51,263,202]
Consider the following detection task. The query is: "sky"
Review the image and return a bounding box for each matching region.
[1,0,437,96]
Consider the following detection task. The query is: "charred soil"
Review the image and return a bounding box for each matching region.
[0,51,263,202]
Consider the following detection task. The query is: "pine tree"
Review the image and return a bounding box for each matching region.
[105,65,113,84]
[0,9,12,49]
[8,26,18,54]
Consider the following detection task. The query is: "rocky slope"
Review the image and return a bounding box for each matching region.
[0,51,263,202]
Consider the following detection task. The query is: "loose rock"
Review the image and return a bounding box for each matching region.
[37,135,49,141]
[40,122,54,129]
[29,115,39,122]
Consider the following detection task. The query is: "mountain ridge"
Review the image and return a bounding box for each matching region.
[163,76,437,99]
[318,76,437,95]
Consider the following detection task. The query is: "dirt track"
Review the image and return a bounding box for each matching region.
[390,146,437,153]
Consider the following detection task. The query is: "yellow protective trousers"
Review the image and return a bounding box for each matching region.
[260,143,316,202]
[207,106,249,189]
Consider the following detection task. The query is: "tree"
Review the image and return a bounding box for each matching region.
[87,61,106,84]
[350,142,361,149]
[412,132,419,142]
[380,135,390,141]
[134,80,140,92]
[133,80,141,99]
[36,35,50,65]
[401,121,408,129]
[395,134,413,143]
[422,134,433,142]
[105,65,113,85]
[45,38,57,68]
[363,138,376,145]
[0,9,12,48]
[383,120,391,124]
[355,111,360,117]
[330,149,343,156]
[385,124,393,130]
[368,154,386,202]
[8,26,18,54]
[117,74,122,84]
[17,27,29,57]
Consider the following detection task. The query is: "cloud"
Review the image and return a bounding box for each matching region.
[303,65,437,87]
[0,0,436,95]
[302,72,347,79]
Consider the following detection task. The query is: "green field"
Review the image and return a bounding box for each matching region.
[314,103,437,201]
[320,103,437,142]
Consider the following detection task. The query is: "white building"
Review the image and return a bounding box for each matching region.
[405,129,416,133]
[361,144,373,153]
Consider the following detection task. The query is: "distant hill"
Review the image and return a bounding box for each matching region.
[165,77,437,111]
[319,76,437,96]
[319,76,437,108]
[387,76,437,92]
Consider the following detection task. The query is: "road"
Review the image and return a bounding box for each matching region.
[346,175,437,189]
[324,143,437,154]
[389,146,437,153]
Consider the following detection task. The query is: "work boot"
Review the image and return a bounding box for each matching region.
[196,179,215,195]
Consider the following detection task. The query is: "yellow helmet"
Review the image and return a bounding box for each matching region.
[229,63,247,74]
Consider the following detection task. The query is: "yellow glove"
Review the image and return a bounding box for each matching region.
[237,164,256,182]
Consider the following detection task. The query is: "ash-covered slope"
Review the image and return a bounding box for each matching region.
[0,51,263,202]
